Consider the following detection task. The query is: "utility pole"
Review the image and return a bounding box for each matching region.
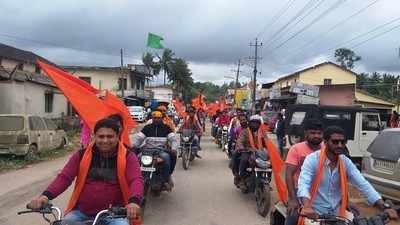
[234,59,241,108]
[250,38,262,113]
[120,48,124,97]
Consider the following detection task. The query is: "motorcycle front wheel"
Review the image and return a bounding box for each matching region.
[255,185,271,217]
[182,148,190,170]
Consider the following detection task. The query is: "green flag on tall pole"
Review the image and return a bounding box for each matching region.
[147,33,164,49]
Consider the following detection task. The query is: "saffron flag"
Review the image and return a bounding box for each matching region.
[37,60,135,146]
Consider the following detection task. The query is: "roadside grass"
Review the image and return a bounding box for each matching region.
[0,131,80,173]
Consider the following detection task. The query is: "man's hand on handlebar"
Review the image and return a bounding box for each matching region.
[384,208,398,220]
[27,195,49,210]
[126,203,141,220]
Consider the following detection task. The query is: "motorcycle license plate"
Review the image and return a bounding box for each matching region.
[141,167,156,172]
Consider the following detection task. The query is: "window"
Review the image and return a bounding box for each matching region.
[17,63,24,71]
[0,116,24,131]
[324,79,332,85]
[323,113,351,120]
[362,114,380,131]
[136,79,141,90]
[45,92,54,113]
[44,118,58,130]
[35,64,41,74]
[119,78,127,90]
[79,76,91,84]
[29,116,46,130]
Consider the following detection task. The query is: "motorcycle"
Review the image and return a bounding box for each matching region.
[219,125,228,150]
[18,204,130,225]
[236,150,272,217]
[180,128,197,170]
[270,200,398,225]
[139,148,171,208]
[226,136,236,159]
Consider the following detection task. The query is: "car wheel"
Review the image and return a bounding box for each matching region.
[25,144,39,161]
[59,137,68,148]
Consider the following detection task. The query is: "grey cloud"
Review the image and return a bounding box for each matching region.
[1,0,400,82]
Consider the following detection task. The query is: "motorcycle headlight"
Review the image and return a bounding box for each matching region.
[223,126,228,131]
[182,136,190,142]
[141,155,153,166]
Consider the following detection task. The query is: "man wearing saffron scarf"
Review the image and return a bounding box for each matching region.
[28,118,144,225]
[298,126,398,223]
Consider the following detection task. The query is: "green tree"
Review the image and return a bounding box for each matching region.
[142,52,161,75]
[157,48,175,85]
[334,48,361,69]
[168,58,193,101]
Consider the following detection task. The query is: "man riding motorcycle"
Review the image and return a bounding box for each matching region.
[284,118,324,225]
[179,106,203,158]
[146,106,176,132]
[28,118,143,225]
[132,111,178,191]
[230,114,248,184]
[297,125,398,224]
[234,115,268,187]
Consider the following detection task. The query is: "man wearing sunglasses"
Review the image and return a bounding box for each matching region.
[297,126,398,223]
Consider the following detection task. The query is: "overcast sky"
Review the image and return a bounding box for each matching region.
[1,0,400,85]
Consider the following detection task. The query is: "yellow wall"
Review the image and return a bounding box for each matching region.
[274,74,299,88]
[298,63,356,85]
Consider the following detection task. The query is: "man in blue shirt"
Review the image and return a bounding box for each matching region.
[298,126,398,221]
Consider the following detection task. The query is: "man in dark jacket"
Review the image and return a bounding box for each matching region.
[132,111,178,191]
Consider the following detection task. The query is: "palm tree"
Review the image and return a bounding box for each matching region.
[156,49,175,85]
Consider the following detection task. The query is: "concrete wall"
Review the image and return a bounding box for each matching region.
[148,87,173,102]
[299,64,356,85]
[319,85,355,106]
[0,81,67,118]
[67,69,132,93]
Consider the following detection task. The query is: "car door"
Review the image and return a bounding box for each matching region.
[44,118,60,149]
[28,116,49,151]
[360,112,381,155]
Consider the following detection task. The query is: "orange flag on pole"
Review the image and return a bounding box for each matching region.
[37,60,136,146]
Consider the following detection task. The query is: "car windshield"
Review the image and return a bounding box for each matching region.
[129,107,143,112]
[0,116,24,131]
[367,130,400,161]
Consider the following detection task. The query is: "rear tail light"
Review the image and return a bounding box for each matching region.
[17,135,29,144]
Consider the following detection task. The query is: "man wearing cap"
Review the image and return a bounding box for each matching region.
[235,115,268,186]
[132,111,178,191]
[157,105,176,132]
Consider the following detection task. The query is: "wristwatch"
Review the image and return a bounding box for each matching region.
[383,202,392,210]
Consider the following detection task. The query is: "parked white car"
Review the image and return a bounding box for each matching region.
[0,114,67,159]
[128,106,147,122]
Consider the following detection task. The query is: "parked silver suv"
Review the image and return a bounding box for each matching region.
[0,114,67,158]
[362,128,400,201]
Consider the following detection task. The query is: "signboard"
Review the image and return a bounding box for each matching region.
[296,94,319,104]
[290,82,319,97]
[269,87,281,99]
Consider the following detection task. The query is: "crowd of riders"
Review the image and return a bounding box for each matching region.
[25,102,400,225]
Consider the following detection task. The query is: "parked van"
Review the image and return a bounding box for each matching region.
[285,104,382,165]
[0,114,67,158]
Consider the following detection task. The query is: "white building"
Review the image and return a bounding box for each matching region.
[0,43,68,118]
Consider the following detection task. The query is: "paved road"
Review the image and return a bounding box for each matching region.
[0,124,271,225]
